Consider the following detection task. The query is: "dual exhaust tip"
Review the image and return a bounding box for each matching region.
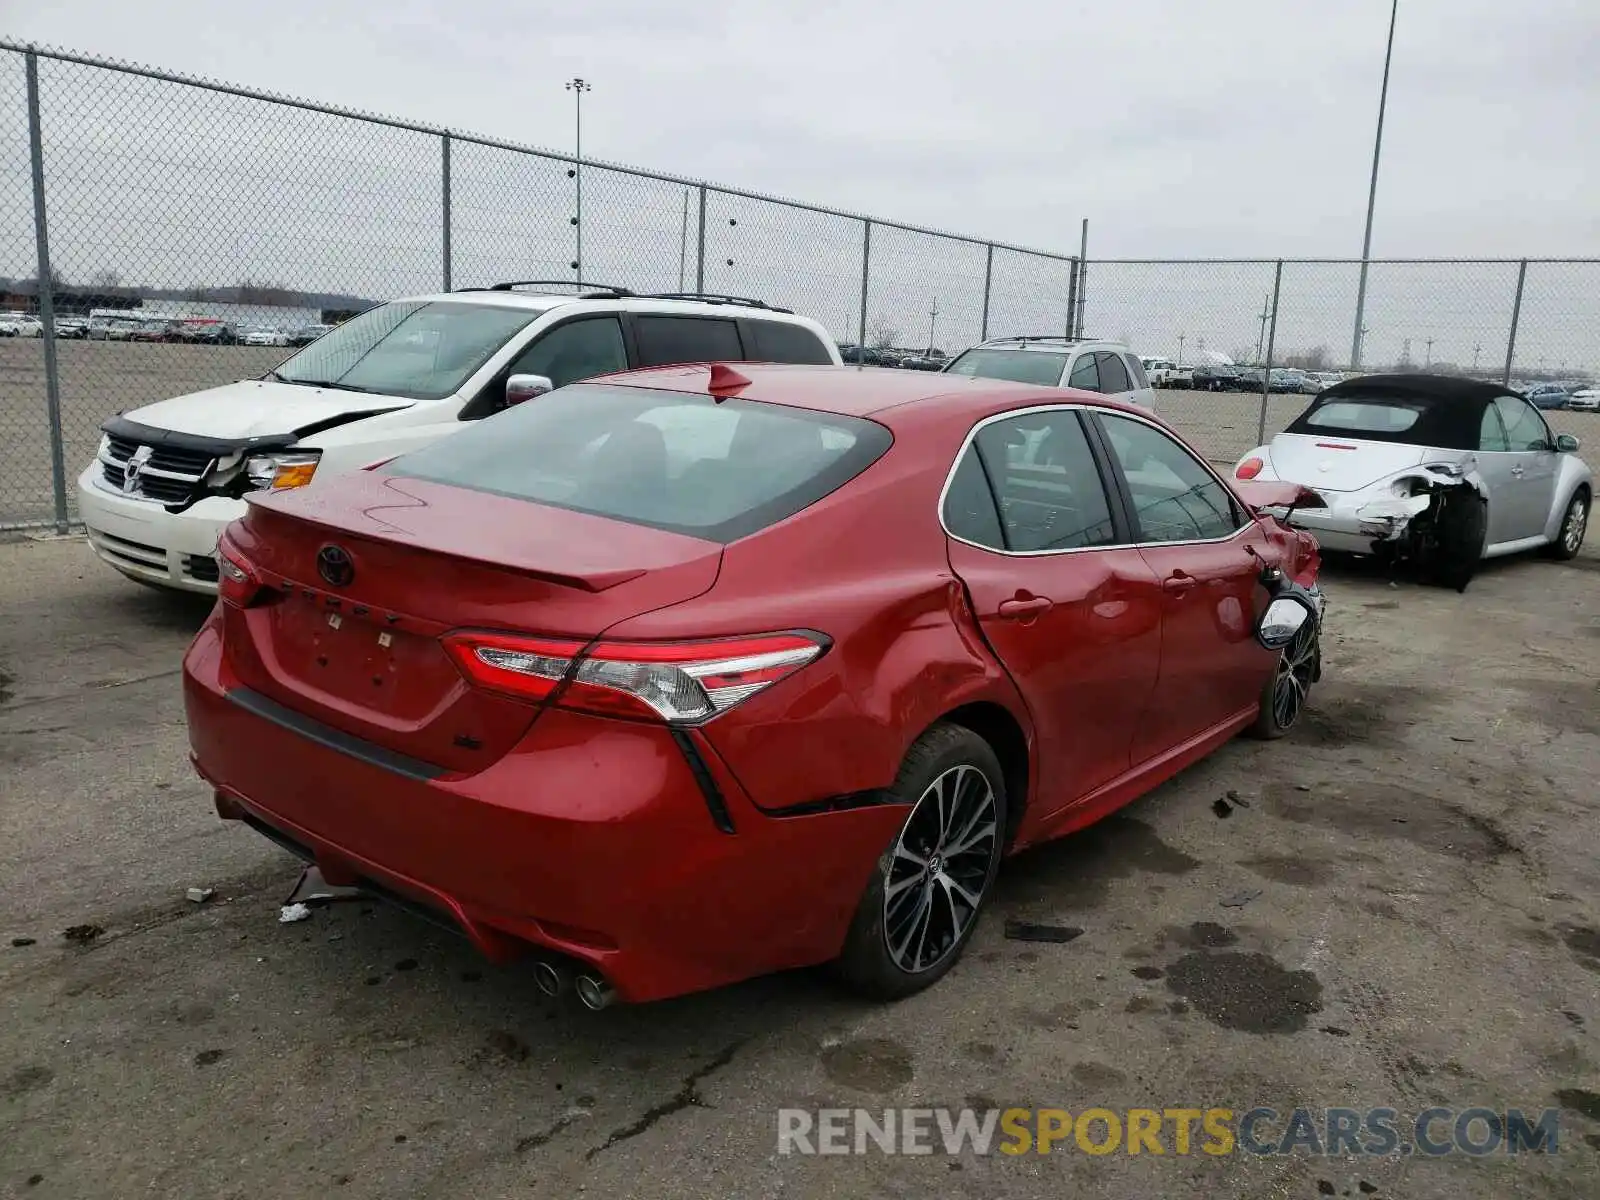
[532,958,614,1010]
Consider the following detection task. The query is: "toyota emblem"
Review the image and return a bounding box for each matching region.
[316,544,355,588]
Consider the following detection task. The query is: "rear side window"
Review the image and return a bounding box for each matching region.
[635,316,743,366]
[389,384,891,543]
[943,409,1117,553]
[1123,354,1149,390]
[1096,352,1131,393]
[745,319,833,365]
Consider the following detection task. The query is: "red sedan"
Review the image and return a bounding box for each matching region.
[183,362,1324,1007]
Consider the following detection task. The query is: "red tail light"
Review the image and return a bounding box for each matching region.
[442,631,826,723]
[217,541,263,607]
[1236,456,1264,479]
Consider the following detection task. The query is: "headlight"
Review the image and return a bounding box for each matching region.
[245,451,320,491]
[96,433,111,460]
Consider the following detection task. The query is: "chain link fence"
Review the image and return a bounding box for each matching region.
[2,39,1598,531]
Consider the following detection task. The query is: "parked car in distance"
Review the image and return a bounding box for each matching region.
[1190,363,1242,391]
[184,362,1326,1007]
[0,312,43,337]
[1140,358,1193,389]
[241,327,290,347]
[1523,384,1570,411]
[942,337,1155,410]
[79,286,843,594]
[52,316,90,339]
[1233,373,1590,590]
[1568,388,1598,413]
[287,324,335,347]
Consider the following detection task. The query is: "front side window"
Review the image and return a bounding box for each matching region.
[389,384,891,543]
[273,301,540,400]
[1478,404,1510,452]
[505,316,627,389]
[1098,412,1242,543]
[1494,395,1551,451]
[944,409,1117,553]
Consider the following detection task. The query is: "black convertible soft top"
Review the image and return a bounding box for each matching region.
[1283,373,1511,451]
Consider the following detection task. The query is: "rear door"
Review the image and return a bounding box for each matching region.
[1491,394,1561,540]
[1091,410,1271,761]
[942,405,1163,815]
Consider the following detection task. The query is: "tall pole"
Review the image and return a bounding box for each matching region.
[1177,332,1186,366]
[1350,0,1399,370]
[857,220,871,370]
[979,244,994,342]
[678,190,688,291]
[1256,293,1270,363]
[1075,218,1089,338]
[1257,261,1283,446]
[1424,337,1433,367]
[927,297,938,355]
[565,78,591,283]
[26,52,69,533]
[1502,260,1526,386]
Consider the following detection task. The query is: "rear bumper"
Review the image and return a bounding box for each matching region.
[1278,487,1431,556]
[182,619,906,1002]
[78,463,245,593]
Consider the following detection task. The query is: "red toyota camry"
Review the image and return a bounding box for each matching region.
[183,362,1324,1007]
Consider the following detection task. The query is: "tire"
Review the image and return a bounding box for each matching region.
[1247,618,1321,740]
[1543,489,1589,561]
[1426,490,1488,592]
[835,723,1008,1001]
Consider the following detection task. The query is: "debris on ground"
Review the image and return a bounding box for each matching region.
[1226,789,1250,808]
[278,903,313,924]
[62,924,103,945]
[1212,798,1233,818]
[1295,784,1313,792]
[1220,889,1263,909]
[1004,921,1084,944]
[1449,736,1475,743]
[11,936,36,947]
[185,887,215,904]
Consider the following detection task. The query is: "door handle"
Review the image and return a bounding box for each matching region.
[998,595,1054,619]
[1162,571,1198,594]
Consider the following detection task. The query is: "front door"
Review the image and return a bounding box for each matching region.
[942,406,1163,818]
[1491,394,1561,542]
[1091,410,1273,761]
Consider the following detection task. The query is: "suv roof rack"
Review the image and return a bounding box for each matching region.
[460,280,636,298]
[983,334,1087,345]
[642,292,793,314]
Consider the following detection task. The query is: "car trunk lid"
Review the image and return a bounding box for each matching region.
[219,472,723,773]
[1267,433,1426,493]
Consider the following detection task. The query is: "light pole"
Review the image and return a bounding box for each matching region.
[927,297,939,355]
[1350,0,1399,371]
[1473,342,1482,371]
[1424,337,1434,367]
[565,78,591,283]
[1177,332,1186,366]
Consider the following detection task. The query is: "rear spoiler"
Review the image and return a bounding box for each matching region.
[1233,480,1328,515]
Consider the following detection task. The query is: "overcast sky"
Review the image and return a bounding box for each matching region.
[5,0,1597,260]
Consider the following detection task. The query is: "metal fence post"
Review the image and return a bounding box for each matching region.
[25,51,69,534]
[979,243,994,342]
[1075,219,1088,337]
[1065,258,1080,339]
[857,219,871,359]
[1257,260,1284,446]
[440,133,452,291]
[694,186,707,293]
[1502,259,1527,386]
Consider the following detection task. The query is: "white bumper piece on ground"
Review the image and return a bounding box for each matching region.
[77,463,244,594]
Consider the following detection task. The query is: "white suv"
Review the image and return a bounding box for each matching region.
[78,284,841,593]
[942,337,1156,410]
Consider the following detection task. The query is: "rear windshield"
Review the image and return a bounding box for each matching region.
[1290,397,1427,436]
[943,348,1068,386]
[388,383,893,542]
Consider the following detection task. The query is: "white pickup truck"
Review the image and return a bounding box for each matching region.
[1140,357,1193,389]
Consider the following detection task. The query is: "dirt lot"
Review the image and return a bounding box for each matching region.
[2,339,1596,527]
[1,533,1598,1198]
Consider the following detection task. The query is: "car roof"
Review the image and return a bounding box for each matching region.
[394,289,822,325]
[588,362,1152,428]
[961,337,1127,354]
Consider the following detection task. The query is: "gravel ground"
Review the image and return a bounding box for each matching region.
[1,533,1598,1198]
[1,339,1595,526]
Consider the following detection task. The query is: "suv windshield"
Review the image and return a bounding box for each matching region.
[389,383,893,542]
[272,301,539,399]
[943,348,1068,386]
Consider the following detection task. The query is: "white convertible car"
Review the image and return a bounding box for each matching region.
[1234,374,1591,590]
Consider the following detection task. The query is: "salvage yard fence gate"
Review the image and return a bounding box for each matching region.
[1,40,1597,532]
